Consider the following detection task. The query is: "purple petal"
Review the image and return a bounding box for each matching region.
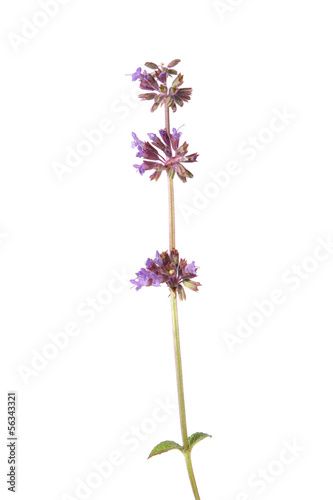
[154,251,163,267]
[132,67,142,81]
[172,127,182,140]
[148,133,158,141]
[133,164,145,175]
[185,261,197,274]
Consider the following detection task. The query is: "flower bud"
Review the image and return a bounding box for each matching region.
[151,102,160,112]
[167,96,174,107]
[139,93,156,100]
[177,285,186,301]
[183,280,201,292]
[172,73,184,87]
[145,62,159,69]
[168,59,181,68]
[174,96,184,107]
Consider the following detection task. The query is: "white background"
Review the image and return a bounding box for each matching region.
[1,1,333,499]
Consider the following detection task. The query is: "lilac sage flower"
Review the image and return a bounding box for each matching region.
[127,67,143,81]
[131,128,198,182]
[130,249,201,301]
[127,59,192,113]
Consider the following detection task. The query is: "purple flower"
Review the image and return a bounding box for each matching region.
[148,133,158,141]
[153,251,163,267]
[157,71,167,85]
[172,127,182,140]
[131,132,145,157]
[131,132,144,148]
[128,67,142,81]
[185,261,197,274]
[133,164,146,175]
[130,268,162,291]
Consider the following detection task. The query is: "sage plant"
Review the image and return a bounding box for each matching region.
[128,59,210,500]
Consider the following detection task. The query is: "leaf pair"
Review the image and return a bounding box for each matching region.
[148,432,211,459]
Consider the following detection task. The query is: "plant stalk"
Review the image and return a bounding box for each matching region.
[170,290,188,449]
[165,103,201,500]
[165,104,176,251]
[184,450,201,500]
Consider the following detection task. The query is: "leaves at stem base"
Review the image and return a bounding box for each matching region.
[148,440,184,459]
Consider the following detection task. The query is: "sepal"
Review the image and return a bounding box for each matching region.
[183,280,201,292]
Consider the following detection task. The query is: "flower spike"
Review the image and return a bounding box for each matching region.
[130,250,201,301]
[130,129,198,182]
[127,59,192,113]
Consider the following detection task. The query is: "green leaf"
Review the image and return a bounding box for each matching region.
[188,432,212,451]
[148,440,184,459]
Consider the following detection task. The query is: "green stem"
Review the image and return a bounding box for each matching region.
[185,451,201,500]
[165,103,201,500]
[170,290,188,449]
